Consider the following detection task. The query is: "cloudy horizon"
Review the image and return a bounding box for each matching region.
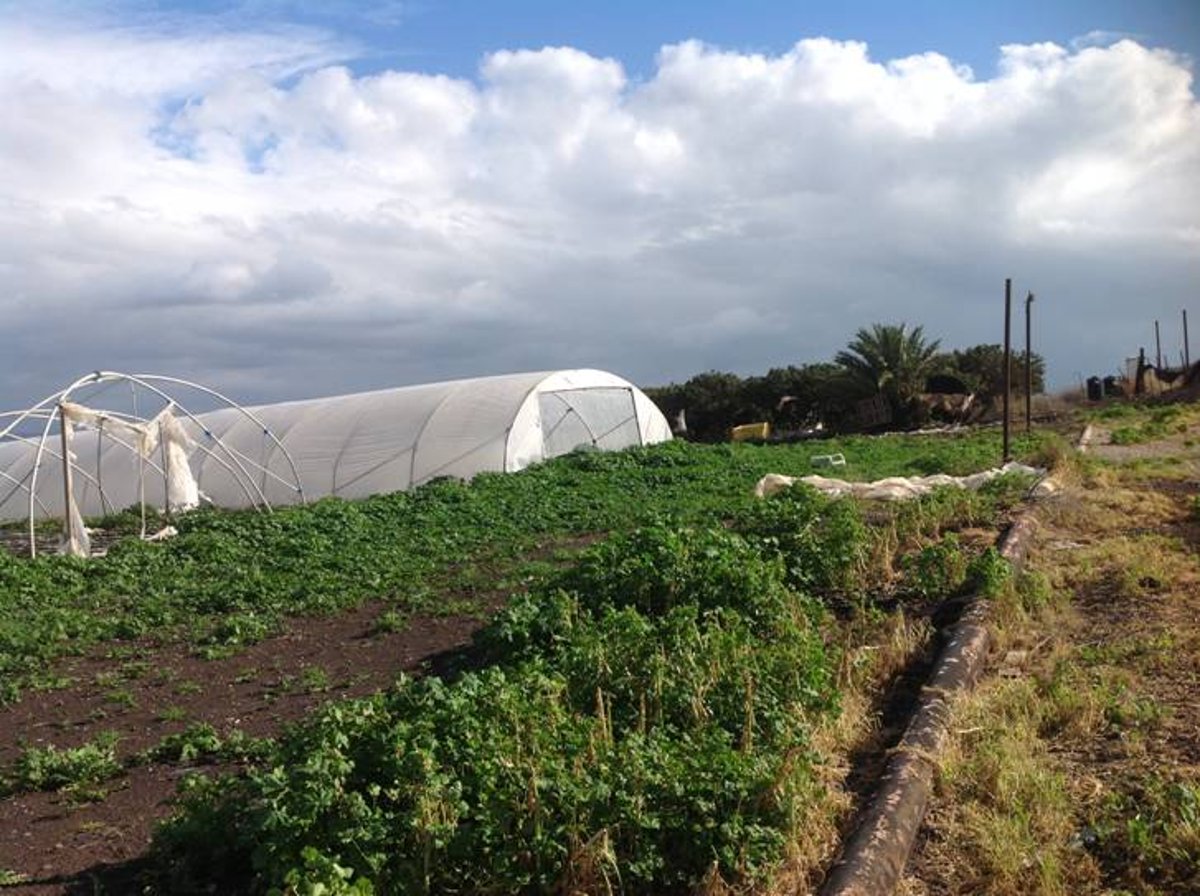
[2,4,1198,410]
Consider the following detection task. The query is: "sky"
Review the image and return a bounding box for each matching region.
[1,1,1198,410]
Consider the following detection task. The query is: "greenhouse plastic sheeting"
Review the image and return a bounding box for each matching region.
[753,462,1048,501]
[0,369,673,519]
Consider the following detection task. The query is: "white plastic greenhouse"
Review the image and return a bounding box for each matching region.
[0,369,672,531]
[191,368,672,508]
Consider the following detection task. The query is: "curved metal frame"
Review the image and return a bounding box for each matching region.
[0,371,306,557]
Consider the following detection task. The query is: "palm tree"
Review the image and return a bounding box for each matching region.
[835,323,941,424]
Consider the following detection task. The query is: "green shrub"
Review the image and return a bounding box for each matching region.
[156,668,818,895]
[730,485,868,595]
[966,547,1012,598]
[152,523,837,894]
[902,533,969,599]
[143,723,270,765]
[555,524,794,628]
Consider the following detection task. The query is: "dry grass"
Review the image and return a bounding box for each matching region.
[934,676,1099,895]
[903,429,1200,895]
[767,608,935,895]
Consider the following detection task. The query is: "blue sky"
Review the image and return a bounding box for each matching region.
[10,0,1200,80]
[356,0,1200,80]
[0,0,1198,407]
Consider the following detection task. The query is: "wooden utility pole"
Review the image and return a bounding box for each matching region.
[1185,309,1191,369]
[1003,278,1012,463]
[1025,292,1034,434]
[1155,320,1162,368]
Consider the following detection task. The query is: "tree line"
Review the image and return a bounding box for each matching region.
[645,323,1046,441]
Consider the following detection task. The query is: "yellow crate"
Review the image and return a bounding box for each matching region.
[730,422,770,442]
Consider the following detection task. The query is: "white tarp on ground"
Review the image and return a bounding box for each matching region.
[0,369,672,520]
[754,462,1054,501]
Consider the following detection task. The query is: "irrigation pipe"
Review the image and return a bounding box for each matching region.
[818,511,1038,896]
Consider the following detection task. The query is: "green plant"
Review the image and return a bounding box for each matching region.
[1015,569,1054,613]
[1110,426,1144,446]
[152,523,838,894]
[158,705,188,723]
[146,724,223,764]
[26,672,74,692]
[143,723,270,766]
[730,484,868,595]
[1092,777,1200,888]
[0,868,29,885]
[5,732,121,794]
[105,688,137,708]
[966,547,1011,598]
[371,609,406,635]
[300,665,330,693]
[120,659,152,679]
[1100,680,1165,734]
[901,533,968,599]
[198,611,279,659]
[0,429,1049,704]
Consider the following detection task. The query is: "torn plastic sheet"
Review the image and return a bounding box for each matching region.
[59,401,201,512]
[754,461,1051,501]
[57,414,91,558]
[155,411,200,511]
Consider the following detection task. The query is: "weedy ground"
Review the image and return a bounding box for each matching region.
[902,401,1200,896]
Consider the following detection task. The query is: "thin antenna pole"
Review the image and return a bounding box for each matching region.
[1003,279,1012,463]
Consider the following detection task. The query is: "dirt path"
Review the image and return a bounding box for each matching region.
[901,423,1200,894]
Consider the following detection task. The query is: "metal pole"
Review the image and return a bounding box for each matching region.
[160,419,171,518]
[1185,309,1191,368]
[1003,278,1012,463]
[1025,292,1034,434]
[1155,320,1162,368]
[58,404,74,551]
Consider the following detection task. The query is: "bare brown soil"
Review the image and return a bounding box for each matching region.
[0,597,504,894]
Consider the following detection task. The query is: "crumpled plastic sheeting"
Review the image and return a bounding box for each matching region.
[155,412,200,512]
[754,461,1050,501]
[60,401,157,457]
[57,414,91,558]
[60,402,200,512]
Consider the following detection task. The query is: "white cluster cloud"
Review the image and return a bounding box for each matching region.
[1,16,1198,409]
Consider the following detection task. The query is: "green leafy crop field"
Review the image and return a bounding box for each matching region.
[1,428,1054,893]
[1,430,1045,704]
